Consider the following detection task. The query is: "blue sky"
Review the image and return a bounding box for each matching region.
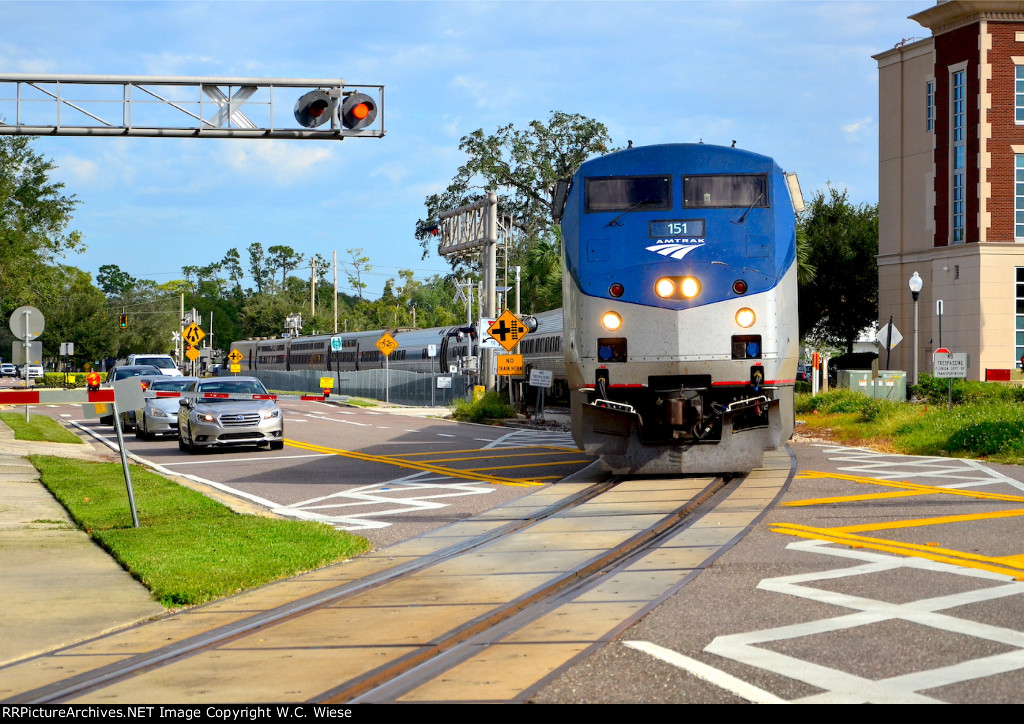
[2,0,925,298]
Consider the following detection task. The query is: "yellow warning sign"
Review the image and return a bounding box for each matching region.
[183,323,205,346]
[496,354,524,376]
[487,310,530,352]
[376,333,399,357]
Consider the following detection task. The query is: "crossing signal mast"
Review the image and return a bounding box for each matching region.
[0,75,384,140]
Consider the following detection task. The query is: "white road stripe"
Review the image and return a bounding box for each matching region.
[623,641,787,704]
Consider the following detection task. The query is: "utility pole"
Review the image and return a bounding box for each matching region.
[333,250,338,334]
[311,257,317,318]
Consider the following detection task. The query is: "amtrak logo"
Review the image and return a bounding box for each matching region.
[645,238,705,260]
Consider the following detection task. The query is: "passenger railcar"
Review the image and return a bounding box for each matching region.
[229,317,566,388]
[558,143,800,474]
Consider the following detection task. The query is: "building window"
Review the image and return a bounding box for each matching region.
[1017,66,1024,124]
[1017,155,1024,240]
[951,68,966,244]
[1017,268,1024,366]
[926,80,935,131]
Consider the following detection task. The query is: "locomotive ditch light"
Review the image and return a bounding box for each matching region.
[294,90,337,128]
[735,308,756,328]
[601,311,623,331]
[341,92,377,130]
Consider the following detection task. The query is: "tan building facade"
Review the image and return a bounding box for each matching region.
[875,1,1024,381]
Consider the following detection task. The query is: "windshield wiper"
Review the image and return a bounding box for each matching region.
[607,198,656,227]
[732,192,765,225]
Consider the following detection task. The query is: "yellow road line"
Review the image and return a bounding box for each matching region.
[463,459,595,473]
[773,471,1024,579]
[285,439,544,487]
[788,471,1024,505]
[407,451,586,465]
[828,508,1024,533]
[770,522,1024,579]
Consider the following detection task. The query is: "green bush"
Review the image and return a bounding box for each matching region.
[451,390,515,423]
[36,372,77,389]
[910,374,1024,406]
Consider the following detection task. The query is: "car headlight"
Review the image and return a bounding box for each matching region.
[150,408,168,418]
[260,408,281,420]
[195,412,215,422]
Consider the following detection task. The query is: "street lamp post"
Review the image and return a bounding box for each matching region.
[909,271,923,386]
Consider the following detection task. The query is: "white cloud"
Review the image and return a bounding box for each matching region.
[843,117,873,135]
[56,156,100,185]
[222,142,335,185]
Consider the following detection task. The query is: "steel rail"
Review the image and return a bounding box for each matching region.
[4,478,619,705]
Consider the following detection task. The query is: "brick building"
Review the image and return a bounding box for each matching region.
[875,0,1024,380]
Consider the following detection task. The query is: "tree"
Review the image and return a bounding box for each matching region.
[267,245,304,290]
[797,186,879,353]
[0,136,84,310]
[343,248,372,299]
[416,111,613,310]
[41,266,115,366]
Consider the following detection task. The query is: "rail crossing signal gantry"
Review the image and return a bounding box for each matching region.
[0,74,385,140]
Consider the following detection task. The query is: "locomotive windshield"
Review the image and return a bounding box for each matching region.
[585,175,671,212]
[683,174,768,208]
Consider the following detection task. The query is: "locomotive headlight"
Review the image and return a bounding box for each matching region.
[680,277,700,298]
[655,278,675,298]
[601,311,623,331]
[735,308,756,328]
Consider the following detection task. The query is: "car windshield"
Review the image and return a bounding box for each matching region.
[114,368,156,379]
[150,380,194,392]
[136,358,176,370]
[195,380,269,398]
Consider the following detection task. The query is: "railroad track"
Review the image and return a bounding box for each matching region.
[3,450,794,704]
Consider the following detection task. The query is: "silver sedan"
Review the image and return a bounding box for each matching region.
[177,377,284,452]
[135,376,199,440]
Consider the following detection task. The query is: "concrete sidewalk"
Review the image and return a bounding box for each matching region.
[0,423,165,666]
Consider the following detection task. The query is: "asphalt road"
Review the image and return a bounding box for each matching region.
[27,395,594,548]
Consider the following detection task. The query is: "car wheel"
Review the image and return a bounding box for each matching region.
[178,426,196,453]
[136,416,149,441]
[270,440,284,451]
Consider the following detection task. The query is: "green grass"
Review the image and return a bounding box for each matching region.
[796,385,1024,464]
[30,455,372,607]
[0,412,83,444]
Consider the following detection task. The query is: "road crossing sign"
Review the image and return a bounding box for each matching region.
[376,332,399,357]
[227,348,244,364]
[487,310,530,352]
[183,323,205,346]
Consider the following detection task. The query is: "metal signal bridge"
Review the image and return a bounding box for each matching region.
[0,74,384,140]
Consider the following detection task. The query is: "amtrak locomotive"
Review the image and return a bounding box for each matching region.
[557,143,800,474]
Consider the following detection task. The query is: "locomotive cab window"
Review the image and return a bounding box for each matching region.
[683,174,768,208]
[585,175,672,213]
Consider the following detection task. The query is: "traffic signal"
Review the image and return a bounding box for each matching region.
[341,92,377,130]
[293,90,337,128]
[118,314,128,329]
